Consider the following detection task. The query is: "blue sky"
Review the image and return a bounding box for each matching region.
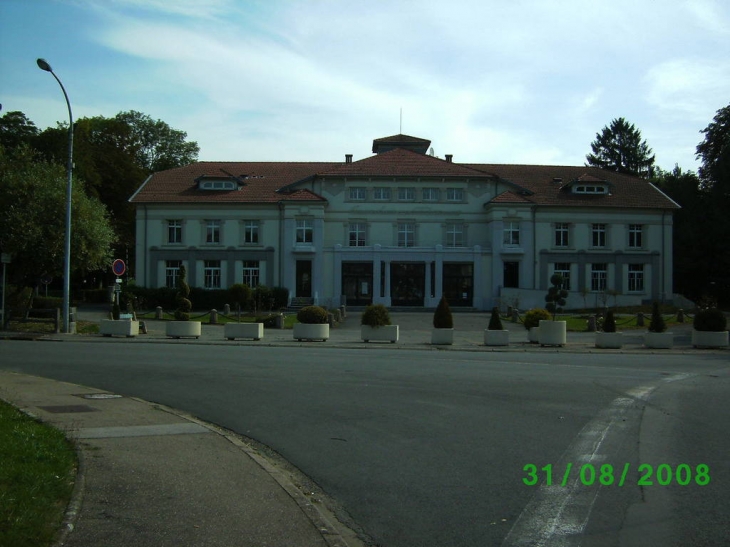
[1,0,728,171]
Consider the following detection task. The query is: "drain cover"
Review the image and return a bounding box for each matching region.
[80,393,123,400]
[38,405,98,414]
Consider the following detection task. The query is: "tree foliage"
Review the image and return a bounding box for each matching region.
[586,117,656,177]
[0,145,114,287]
[696,103,730,197]
[0,111,39,150]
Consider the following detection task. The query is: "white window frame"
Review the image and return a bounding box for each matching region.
[206,219,221,244]
[592,223,607,248]
[591,263,607,292]
[628,264,644,292]
[348,222,367,247]
[422,188,440,202]
[553,263,571,291]
[373,187,391,201]
[554,223,569,248]
[628,224,643,249]
[242,260,260,288]
[397,222,416,248]
[503,221,520,246]
[243,220,259,245]
[349,187,367,201]
[398,187,415,201]
[167,220,182,244]
[204,260,222,289]
[165,260,182,288]
[296,219,313,244]
[445,223,464,247]
[446,188,464,202]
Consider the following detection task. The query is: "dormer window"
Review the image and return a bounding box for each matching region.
[573,185,608,195]
[196,175,240,191]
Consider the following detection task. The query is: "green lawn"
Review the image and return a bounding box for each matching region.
[0,400,77,547]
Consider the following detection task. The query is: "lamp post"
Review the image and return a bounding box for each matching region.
[37,58,74,333]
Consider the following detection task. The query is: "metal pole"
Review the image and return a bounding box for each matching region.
[1,262,6,329]
[37,58,73,334]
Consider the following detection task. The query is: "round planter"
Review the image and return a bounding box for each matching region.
[691,330,729,348]
[166,321,202,339]
[293,323,329,342]
[644,331,673,349]
[431,328,454,345]
[484,329,509,346]
[361,325,399,343]
[538,320,567,347]
[224,322,264,341]
[528,327,539,343]
[595,331,623,349]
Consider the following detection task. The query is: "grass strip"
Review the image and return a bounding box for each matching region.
[0,400,77,547]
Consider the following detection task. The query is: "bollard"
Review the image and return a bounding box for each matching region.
[677,309,684,323]
[637,312,644,327]
[333,309,342,323]
[587,315,596,332]
[327,312,335,328]
[156,306,163,320]
[507,306,513,318]
[512,309,519,323]
[210,309,218,324]
[223,303,231,315]
[275,313,284,329]
[340,305,346,319]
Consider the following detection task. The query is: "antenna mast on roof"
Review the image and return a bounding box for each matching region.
[400,107,402,134]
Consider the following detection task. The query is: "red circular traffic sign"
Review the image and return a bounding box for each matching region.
[112,259,126,277]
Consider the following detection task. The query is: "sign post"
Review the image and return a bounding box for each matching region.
[111,259,126,308]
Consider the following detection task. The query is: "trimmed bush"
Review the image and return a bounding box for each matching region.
[297,305,328,324]
[545,274,568,319]
[693,308,727,332]
[361,304,392,328]
[433,296,453,329]
[488,307,503,330]
[524,308,551,330]
[648,301,667,333]
[174,265,192,321]
[229,283,252,312]
[271,287,290,310]
[603,310,617,333]
[252,285,273,312]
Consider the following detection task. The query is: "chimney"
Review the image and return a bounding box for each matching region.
[345,154,353,164]
[445,154,453,163]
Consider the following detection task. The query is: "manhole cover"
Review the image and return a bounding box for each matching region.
[80,393,123,400]
[38,405,98,414]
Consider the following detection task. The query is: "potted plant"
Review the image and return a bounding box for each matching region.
[645,301,672,349]
[361,304,399,343]
[431,295,454,345]
[484,307,509,346]
[692,308,728,348]
[524,308,551,343]
[224,283,263,340]
[293,305,330,341]
[595,310,622,349]
[100,287,139,337]
[539,274,568,346]
[166,265,201,338]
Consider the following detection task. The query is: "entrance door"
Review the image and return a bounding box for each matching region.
[342,262,373,306]
[390,263,425,306]
[504,261,519,288]
[443,263,474,306]
[296,260,312,297]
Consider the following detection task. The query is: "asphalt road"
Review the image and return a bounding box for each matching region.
[1,341,728,546]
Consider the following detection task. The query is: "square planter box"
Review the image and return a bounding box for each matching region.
[528,327,539,343]
[293,323,329,342]
[484,329,509,346]
[361,325,399,343]
[644,331,673,349]
[538,320,566,347]
[595,331,623,349]
[225,322,264,341]
[100,319,139,338]
[431,328,454,345]
[691,330,729,348]
[166,321,202,339]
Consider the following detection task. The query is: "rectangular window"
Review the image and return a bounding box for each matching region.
[446,188,464,202]
[296,219,313,243]
[592,223,606,247]
[204,260,222,289]
[206,219,221,244]
[503,221,520,246]
[422,188,440,201]
[167,220,182,244]
[165,260,182,288]
[349,222,367,247]
[243,220,259,244]
[628,264,644,292]
[446,223,464,247]
[397,223,415,247]
[554,223,569,247]
[242,260,260,288]
[373,187,391,201]
[398,187,415,201]
[553,263,571,291]
[628,224,643,248]
[591,263,607,291]
[349,187,366,201]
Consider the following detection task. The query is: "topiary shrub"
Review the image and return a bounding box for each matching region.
[648,301,667,333]
[488,307,504,330]
[229,283,252,313]
[433,295,453,329]
[602,310,617,333]
[297,305,328,324]
[693,308,727,332]
[524,308,551,330]
[361,304,392,328]
[252,285,273,312]
[174,265,192,321]
[545,274,568,320]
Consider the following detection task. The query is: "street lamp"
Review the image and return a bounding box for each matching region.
[37,58,74,333]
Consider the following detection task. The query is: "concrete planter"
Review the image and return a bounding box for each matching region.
[166,321,202,339]
[431,328,454,345]
[484,329,509,346]
[644,331,673,349]
[100,319,139,338]
[528,327,540,343]
[225,322,264,341]
[538,320,567,347]
[595,331,623,349]
[293,323,329,342]
[361,325,399,343]
[691,330,729,348]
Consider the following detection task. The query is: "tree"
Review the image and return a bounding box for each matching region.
[586,117,656,177]
[0,145,114,288]
[0,111,39,150]
[696,103,730,197]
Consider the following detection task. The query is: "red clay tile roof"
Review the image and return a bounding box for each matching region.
[490,191,535,204]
